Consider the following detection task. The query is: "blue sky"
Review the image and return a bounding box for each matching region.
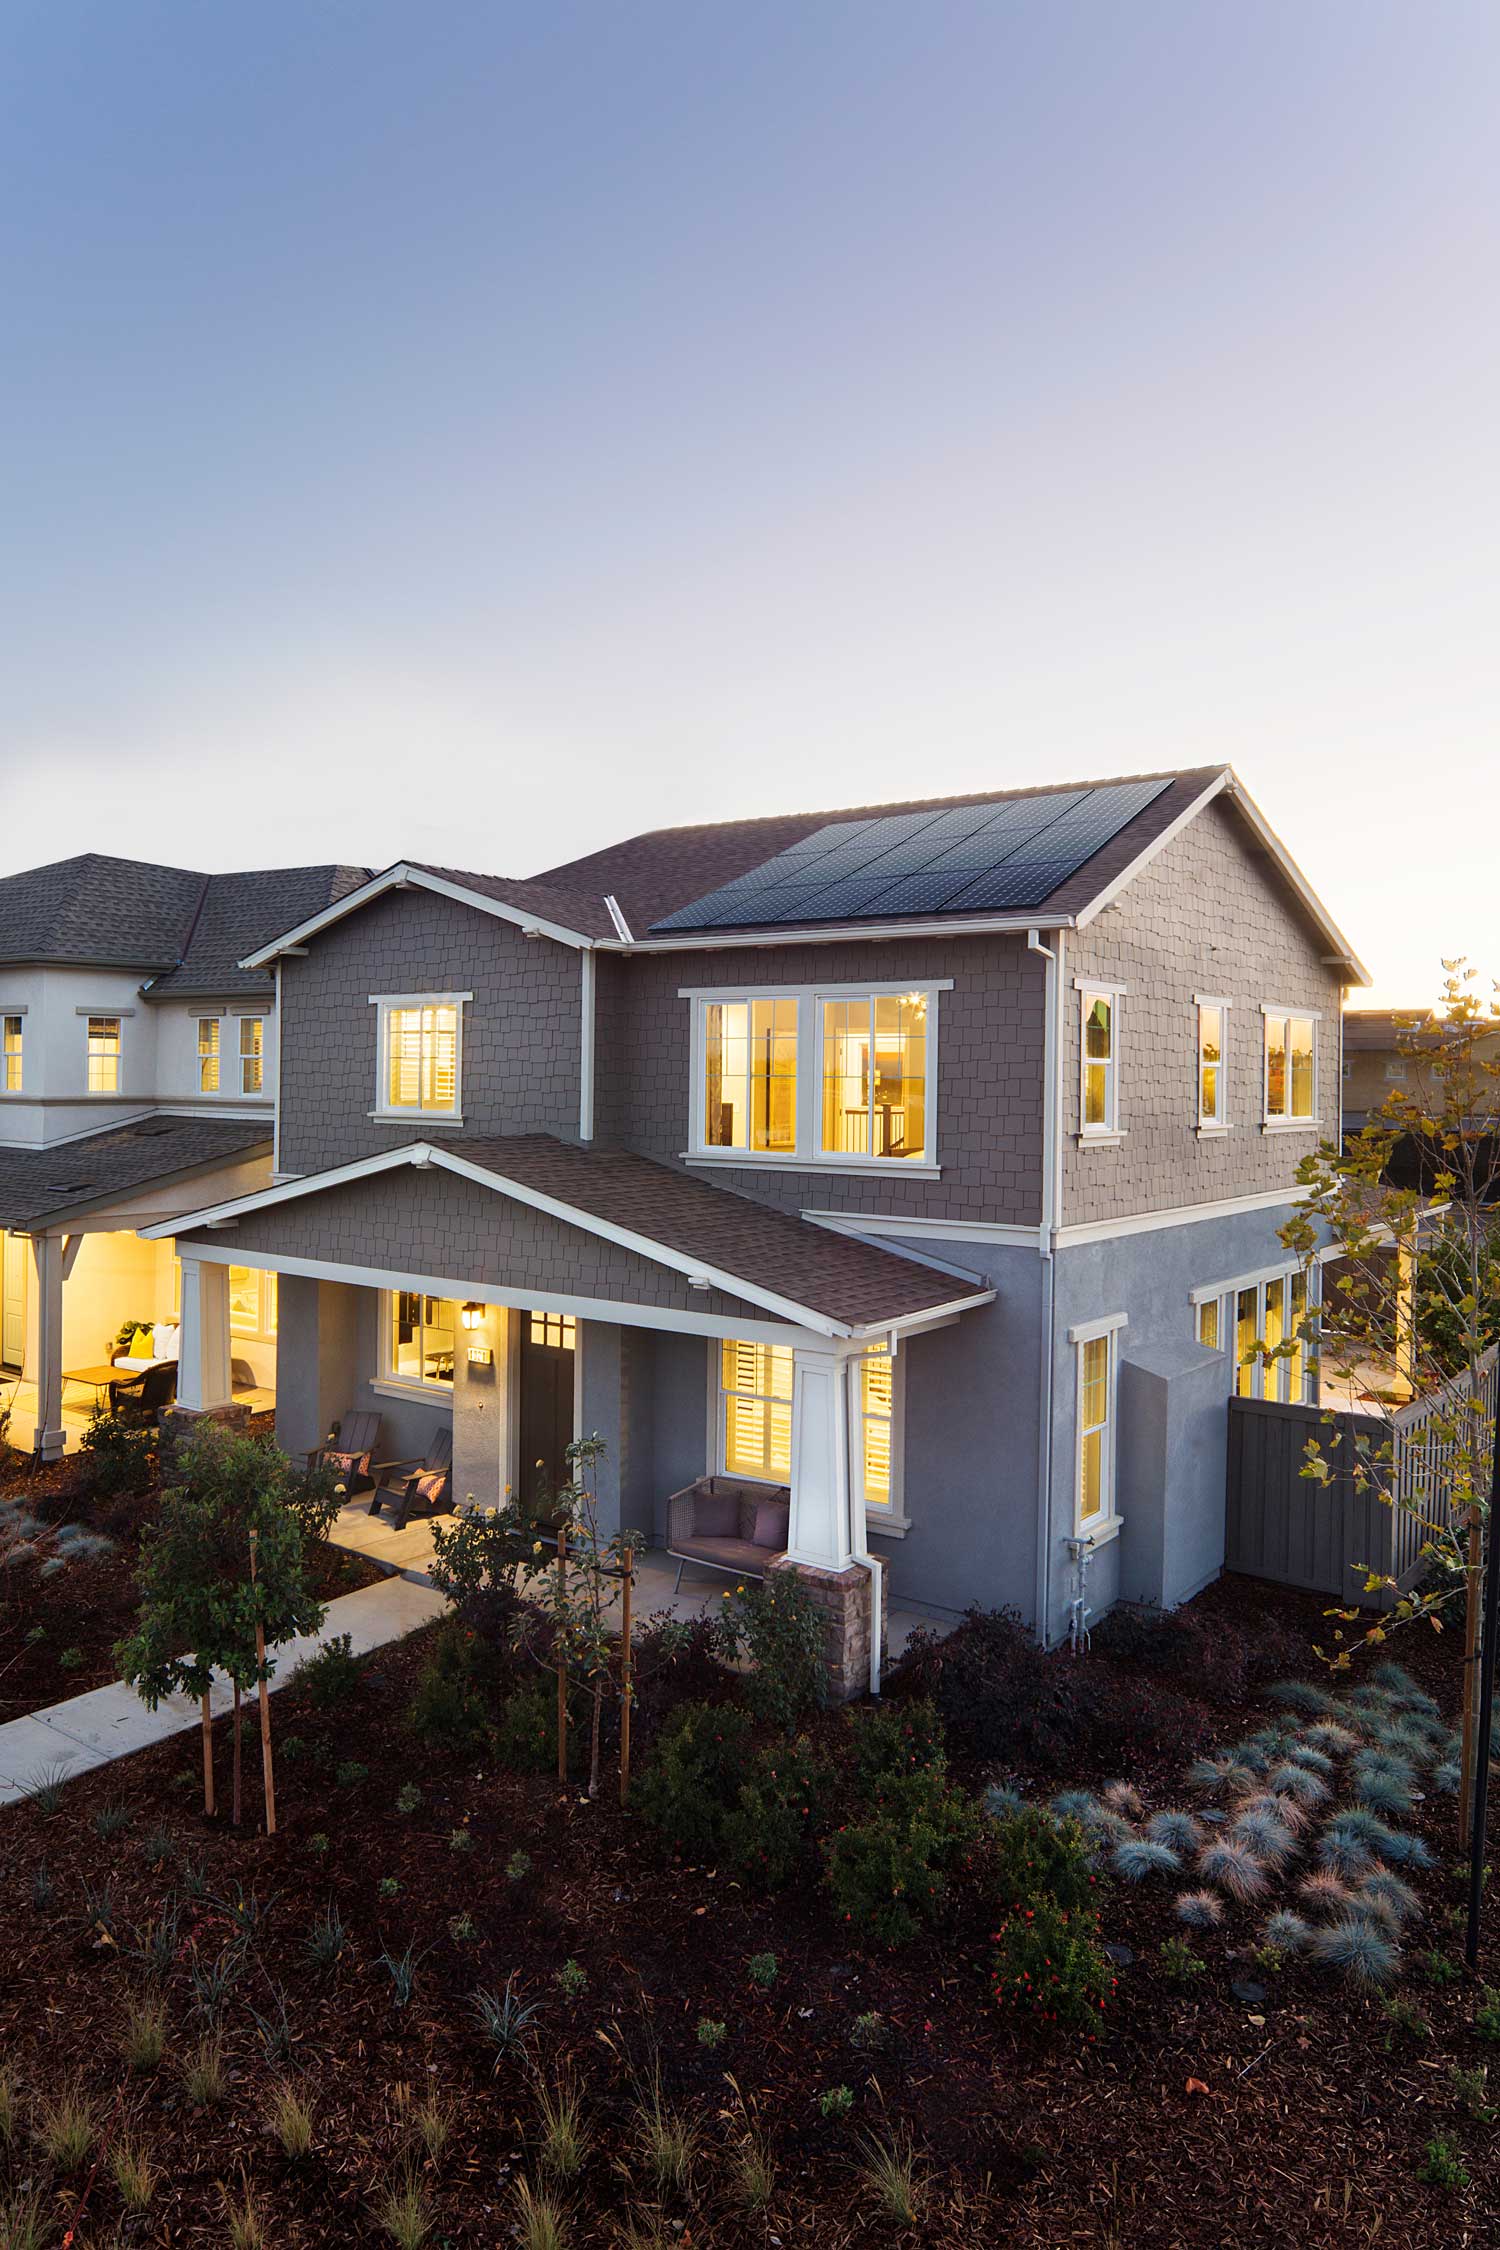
[3,1,1497,1002]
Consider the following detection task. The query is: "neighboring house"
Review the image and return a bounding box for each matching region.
[1341,1007,1500,1133]
[143,764,1367,1666]
[0,853,366,1454]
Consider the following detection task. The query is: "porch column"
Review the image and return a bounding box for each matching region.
[175,1253,234,1414]
[784,1346,852,1569]
[30,1233,65,1461]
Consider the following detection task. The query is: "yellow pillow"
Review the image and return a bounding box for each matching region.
[129,1328,154,1360]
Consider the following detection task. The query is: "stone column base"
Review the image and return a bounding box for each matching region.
[158,1401,253,1472]
[768,1554,889,1704]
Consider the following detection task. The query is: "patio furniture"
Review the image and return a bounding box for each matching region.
[61,1362,133,1408]
[367,1424,454,1531]
[111,1361,178,1428]
[665,1474,791,1594]
[309,1409,383,1496]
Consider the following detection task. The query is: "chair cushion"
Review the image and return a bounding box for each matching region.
[412,1470,448,1504]
[692,1489,740,1538]
[129,1328,154,1360]
[751,1497,790,1551]
[114,1356,163,1374]
[325,1449,366,1483]
[675,1536,770,1575]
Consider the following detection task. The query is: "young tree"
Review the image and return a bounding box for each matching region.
[1281,962,1500,1829]
[117,1421,329,1827]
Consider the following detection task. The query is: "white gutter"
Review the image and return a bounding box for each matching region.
[609,912,1075,954]
[1028,926,1066,1647]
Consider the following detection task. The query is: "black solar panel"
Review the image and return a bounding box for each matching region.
[648,777,1174,932]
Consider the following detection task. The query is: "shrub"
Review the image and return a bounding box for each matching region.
[978,1806,1097,1917]
[1417,2136,1469,2189]
[77,1405,155,1509]
[848,1696,946,1791]
[629,1612,735,1742]
[821,1767,979,1947]
[992,1899,1113,2030]
[721,1736,833,1888]
[697,2017,727,2049]
[712,1574,827,1734]
[555,1958,587,1998]
[294,1632,362,1709]
[495,1681,568,1775]
[1475,1986,1500,2042]
[1091,1601,1310,1706]
[407,1619,508,1754]
[634,1701,755,1858]
[1159,1936,1206,1985]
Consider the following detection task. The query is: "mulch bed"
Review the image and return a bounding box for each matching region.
[0,1570,1496,2245]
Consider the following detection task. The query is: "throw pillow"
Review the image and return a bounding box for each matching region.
[693,1489,739,1538]
[412,1470,448,1505]
[751,1497,789,1550]
[129,1328,154,1361]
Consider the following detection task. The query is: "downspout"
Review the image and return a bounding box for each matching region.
[579,949,596,1144]
[1029,927,1065,1646]
[843,1346,885,1696]
[272,959,283,1177]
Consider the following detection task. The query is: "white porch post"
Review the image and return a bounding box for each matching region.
[30,1233,65,1461]
[784,1346,853,1571]
[176,1253,233,1414]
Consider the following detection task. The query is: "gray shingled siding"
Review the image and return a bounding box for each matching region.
[179,1165,774,1328]
[277,888,583,1176]
[597,932,1047,1225]
[1061,798,1344,1226]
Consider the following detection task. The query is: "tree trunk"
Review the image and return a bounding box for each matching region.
[1458,1500,1483,1849]
[232,1680,242,1826]
[200,1691,215,1818]
[589,1686,603,1800]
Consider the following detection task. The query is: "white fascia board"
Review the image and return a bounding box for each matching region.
[239,864,598,968]
[612,915,1070,954]
[850,1289,995,1341]
[1223,778,1371,984]
[1071,770,1230,931]
[138,1141,419,1238]
[798,1209,1039,1249]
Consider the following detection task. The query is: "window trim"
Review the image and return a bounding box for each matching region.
[716,1337,794,1486]
[682,980,948,1175]
[2,1013,22,1094]
[239,1015,266,1096]
[1194,995,1231,1135]
[369,992,471,1124]
[196,1015,221,1094]
[1069,1313,1125,1540]
[1191,1264,1318,1403]
[1260,1003,1321,1129]
[853,1344,909,1534]
[85,1014,122,1095]
[376,1286,460,1396]
[1075,980,1124,1142]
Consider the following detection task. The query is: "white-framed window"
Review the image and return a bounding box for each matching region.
[86,1016,121,1093]
[228,1265,277,1338]
[1070,1314,1124,1534]
[383,1290,457,1389]
[197,1017,221,1093]
[720,1339,793,1481]
[1077,984,1120,1137]
[1262,1008,1318,1124]
[1384,1058,1407,1081]
[853,1343,905,1525]
[2,1016,21,1093]
[1196,998,1229,1129]
[686,982,946,1171]
[1194,1266,1315,1402]
[239,1017,265,1095]
[372,994,468,1119]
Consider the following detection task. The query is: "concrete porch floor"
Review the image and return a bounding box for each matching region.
[0,1378,274,1457]
[326,1497,954,1663]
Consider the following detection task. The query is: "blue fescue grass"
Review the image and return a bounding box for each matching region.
[1049,1790,1100,1825]
[1369,1827,1434,1871]
[1185,1755,1257,1795]
[1197,1835,1269,1901]
[1325,1804,1391,1846]
[1100,1779,1146,1818]
[1316,1829,1376,1879]
[1146,1810,1204,1853]
[1230,1806,1299,1870]
[1349,1761,1417,1819]
[1265,1762,1329,1807]
[1269,1681,1336,1715]
[1358,1868,1423,1926]
[1284,1743,1335,1775]
[983,1783,1027,1819]
[1432,1761,1461,1795]
[1367,1662,1440,1717]
[1303,1721,1361,1757]
[1112,1837,1182,1884]
[1174,1889,1223,1929]
[1308,1914,1401,1987]
[1264,1908,1312,1953]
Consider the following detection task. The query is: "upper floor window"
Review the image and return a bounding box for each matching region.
[1078,985,1120,1136]
[373,995,467,1119]
[197,1018,220,1093]
[86,1016,120,1093]
[1263,1009,1318,1124]
[689,982,945,1170]
[239,1017,265,1095]
[2,1016,21,1093]
[1196,999,1228,1129]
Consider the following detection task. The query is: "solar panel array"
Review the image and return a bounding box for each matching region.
[649,777,1174,933]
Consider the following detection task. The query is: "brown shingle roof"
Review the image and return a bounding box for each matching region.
[0,1118,271,1231]
[447,1135,987,1331]
[410,865,618,941]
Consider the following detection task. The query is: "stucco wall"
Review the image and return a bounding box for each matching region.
[277,888,583,1176]
[1062,798,1345,1226]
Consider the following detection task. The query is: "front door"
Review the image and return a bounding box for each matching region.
[518,1311,577,1523]
[0,1232,25,1369]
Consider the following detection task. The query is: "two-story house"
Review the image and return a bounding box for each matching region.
[143,765,1366,1669]
[0,853,365,1454]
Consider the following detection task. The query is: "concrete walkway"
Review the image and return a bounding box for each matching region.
[0,1573,445,1809]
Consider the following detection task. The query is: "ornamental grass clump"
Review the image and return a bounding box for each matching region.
[1099,1780,1145,1818]
[1315,1828,1376,1881]
[1145,1810,1203,1853]
[1308,1914,1401,1988]
[1303,1721,1361,1757]
[1229,1805,1299,1872]
[1269,1680,1336,1715]
[1174,1889,1223,1930]
[1299,1868,1356,1914]
[1263,1908,1312,1953]
[1350,1752,1417,1818]
[1111,1837,1180,1884]
[1197,1835,1269,1902]
[1360,1868,1424,1927]
[1264,1762,1328,1808]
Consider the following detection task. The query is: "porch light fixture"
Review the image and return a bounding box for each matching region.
[460,1301,485,1329]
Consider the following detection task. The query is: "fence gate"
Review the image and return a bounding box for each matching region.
[1224,1396,1391,1606]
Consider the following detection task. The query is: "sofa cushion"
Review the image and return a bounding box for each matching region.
[751,1496,790,1550]
[674,1535,770,1576]
[129,1328,154,1361]
[691,1488,740,1538]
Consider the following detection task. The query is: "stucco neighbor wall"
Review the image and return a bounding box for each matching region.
[1062,797,1346,1226]
[276,887,584,1177]
[595,931,1046,1226]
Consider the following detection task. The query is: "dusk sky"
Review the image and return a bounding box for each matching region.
[4,2,1497,1004]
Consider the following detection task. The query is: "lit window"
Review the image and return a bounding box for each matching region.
[721,1339,792,1481]
[228,1266,276,1337]
[240,1017,264,1095]
[1080,989,1117,1134]
[1235,1286,1259,1398]
[1197,1002,1226,1127]
[1076,1328,1118,1529]
[821,994,927,1160]
[703,998,798,1153]
[1196,1298,1221,1350]
[1288,1272,1308,1400]
[380,1000,460,1114]
[2,1017,21,1093]
[197,1018,220,1093]
[1264,1011,1317,1122]
[528,1311,576,1350]
[86,1016,120,1093]
[387,1291,457,1387]
[1229,1270,1317,1401]
[1384,1059,1407,1081]
[856,1344,896,1514]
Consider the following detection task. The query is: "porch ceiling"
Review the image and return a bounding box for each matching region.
[0,1117,271,1232]
[156,1133,995,1338]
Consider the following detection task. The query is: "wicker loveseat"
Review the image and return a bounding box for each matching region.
[665,1475,791,1593]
